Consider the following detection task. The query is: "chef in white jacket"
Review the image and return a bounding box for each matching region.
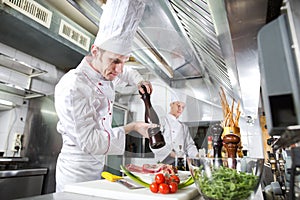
[151,94,198,165]
[54,0,152,192]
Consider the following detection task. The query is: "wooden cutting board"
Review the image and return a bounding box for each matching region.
[64,178,199,200]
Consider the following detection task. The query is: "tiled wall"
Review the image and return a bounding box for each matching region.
[0,42,63,157]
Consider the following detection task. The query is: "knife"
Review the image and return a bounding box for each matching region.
[116,178,144,189]
[101,171,144,189]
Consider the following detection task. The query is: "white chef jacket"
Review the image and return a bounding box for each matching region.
[54,57,143,192]
[150,114,199,164]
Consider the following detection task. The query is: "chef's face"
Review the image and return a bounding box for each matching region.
[170,101,185,118]
[91,45,129,81]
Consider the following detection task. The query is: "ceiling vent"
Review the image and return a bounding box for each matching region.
[59,19,91,51]
[0,0,95,70]
[2,0,52,28]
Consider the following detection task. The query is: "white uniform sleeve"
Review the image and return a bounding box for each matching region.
[183,125,199,157]
[151,143,173,163]
[114,67,144,86]
[55,74,125,155]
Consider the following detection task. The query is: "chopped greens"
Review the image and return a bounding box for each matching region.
[194,166,259,200]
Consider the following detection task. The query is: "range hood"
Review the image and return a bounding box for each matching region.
[61,0,282,118]
[0,0,95,70]
[0,0,283,118]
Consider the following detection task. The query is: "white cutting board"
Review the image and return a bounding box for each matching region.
[64,178,199,200]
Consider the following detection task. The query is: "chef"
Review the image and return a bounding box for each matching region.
[150,93,198,165]
[54,0,152,192]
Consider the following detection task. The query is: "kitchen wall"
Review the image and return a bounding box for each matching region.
[0,42,64,157]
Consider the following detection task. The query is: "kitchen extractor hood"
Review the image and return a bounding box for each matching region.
[0,0,95,70]
[60,0,282,119]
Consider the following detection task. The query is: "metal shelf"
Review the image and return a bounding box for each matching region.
[0,81,45,99]
[0,53,47,77]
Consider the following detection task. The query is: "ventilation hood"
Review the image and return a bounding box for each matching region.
[1,0,282,119]
[60,0,281,118]
[0,0,96,70]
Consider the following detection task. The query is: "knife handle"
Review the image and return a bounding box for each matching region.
[101,171,123,182]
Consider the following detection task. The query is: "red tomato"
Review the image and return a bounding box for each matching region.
[169,182,178,193]
[169,175,180,184]
[164,176,170,184]
[159,183,170,194]
[155,173,165,184]
[150,182,159,193]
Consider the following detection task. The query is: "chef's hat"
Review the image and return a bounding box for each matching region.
[94,0,145,56]
[170,92,186,104]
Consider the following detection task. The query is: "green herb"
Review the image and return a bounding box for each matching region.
[194,166,259,200]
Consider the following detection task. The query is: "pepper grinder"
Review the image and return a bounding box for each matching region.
[211,123,223,158]
[139,85,165,149]
[223,133,240,169]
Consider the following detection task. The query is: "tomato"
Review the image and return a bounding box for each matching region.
[150,182,159,193]
[169,182,178,193]
[155,173,165,184]
[159,183,170,194]
[164,176,170,184]
[169,175,180,184]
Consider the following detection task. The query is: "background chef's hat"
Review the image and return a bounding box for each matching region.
[94,0,145,55]
[170,92,187,104]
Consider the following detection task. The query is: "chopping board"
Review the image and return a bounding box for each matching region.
[64,178,199,200]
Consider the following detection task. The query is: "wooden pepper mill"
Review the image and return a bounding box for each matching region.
[223,133,240,169]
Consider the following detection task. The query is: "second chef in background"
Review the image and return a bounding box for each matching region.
[150,94,198,167]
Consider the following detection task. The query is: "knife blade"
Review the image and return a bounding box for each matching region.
[117,179,144,189]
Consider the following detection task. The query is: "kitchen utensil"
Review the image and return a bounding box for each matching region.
[101,171,144,189]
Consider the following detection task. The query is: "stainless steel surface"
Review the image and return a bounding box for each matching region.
[60,0,273,119]
[21,95,62,194]
[0,81,45,99]
[0,157,29,162]
[0,53,47,77]
[0,168,47,178]
[0,168,47,200]
[0,0,94,70]
[117,179,144,189]
[272,125,300,150]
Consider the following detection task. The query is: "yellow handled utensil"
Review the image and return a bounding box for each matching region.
[101,171,144,189]
[101,171,123,182]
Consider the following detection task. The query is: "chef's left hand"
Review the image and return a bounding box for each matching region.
[138,80,152,95]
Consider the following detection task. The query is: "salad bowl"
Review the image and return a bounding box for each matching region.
[188,157,264,200]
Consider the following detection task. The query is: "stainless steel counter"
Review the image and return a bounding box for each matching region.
[0,167,48,200]
[0,167,47,178]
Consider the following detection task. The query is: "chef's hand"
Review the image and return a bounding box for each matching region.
[138,80,152,95]
[124,122,158,138]
[170,150,176,158]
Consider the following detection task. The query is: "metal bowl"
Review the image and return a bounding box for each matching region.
[188,157,264,200]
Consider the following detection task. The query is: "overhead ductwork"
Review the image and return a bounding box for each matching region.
[0,0,283,118]
[0,0,95,70]
[62,0,282,118]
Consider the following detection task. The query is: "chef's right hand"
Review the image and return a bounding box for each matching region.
[138,81,152,95]
[124,122,158,138]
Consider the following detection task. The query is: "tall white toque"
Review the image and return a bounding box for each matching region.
[94,0,146,56]
[171,92,187,104]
